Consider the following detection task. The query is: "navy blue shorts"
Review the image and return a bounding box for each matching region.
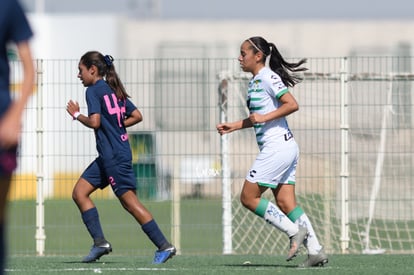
[81,157,136,197]
[0,147,17,176]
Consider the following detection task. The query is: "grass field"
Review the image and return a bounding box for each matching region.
[7,199,223,255]
[6,199,414,274]
[6,254,414,274]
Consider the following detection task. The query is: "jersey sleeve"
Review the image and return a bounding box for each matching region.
[268,73,289,99]
[125,98,138,117]
[86,87,101,116]
[9,0,33,44]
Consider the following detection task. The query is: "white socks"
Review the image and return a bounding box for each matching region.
[288,206,323,255]
[254,198,298,237]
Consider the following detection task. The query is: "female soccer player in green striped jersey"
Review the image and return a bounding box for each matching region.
[216,36,328,267]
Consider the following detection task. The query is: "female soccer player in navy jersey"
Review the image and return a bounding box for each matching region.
[66,51,175,264]
[216,37,328,267]
[0,1,35,274]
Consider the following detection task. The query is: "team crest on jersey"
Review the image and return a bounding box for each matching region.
[249,79,262,91]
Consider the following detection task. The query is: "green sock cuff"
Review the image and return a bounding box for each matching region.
[254,198,269,217]
[287,206,304,222]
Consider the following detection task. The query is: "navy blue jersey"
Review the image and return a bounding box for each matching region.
[0,0,33,116]
[85,79,137,164]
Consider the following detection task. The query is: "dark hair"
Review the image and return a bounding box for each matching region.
[80,51,130,99]
[247,36,307,87]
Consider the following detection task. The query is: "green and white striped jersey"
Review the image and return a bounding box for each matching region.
[247,67,292,149]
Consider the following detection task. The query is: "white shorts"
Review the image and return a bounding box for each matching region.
[245,137,299,188]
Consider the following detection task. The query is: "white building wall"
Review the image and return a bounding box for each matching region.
[28,14,122,59]
[123,20,414,58]
[27,15,414,59]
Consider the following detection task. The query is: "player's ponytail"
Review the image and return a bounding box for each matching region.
[104,55,130,100]
[247,36,307,87]
[80,51,130,99]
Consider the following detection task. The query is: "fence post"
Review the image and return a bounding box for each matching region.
[171,167,181,255]
[340,57,350,253]
[218,76,232,254]
[35,59,46,256]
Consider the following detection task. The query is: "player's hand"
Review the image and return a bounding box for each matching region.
[0,104,21,149]
[249,113,264,124]
[66,100,80,118]
[216,123,233,135]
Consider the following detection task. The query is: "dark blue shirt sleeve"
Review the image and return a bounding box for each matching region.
[9,0,33,43]
[86,86,101,116]
[125,98,138,117]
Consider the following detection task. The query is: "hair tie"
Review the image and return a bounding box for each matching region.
[104,55,114,67]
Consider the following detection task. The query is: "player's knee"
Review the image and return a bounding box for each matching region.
[72,189,79,203]
[72,188,85,204]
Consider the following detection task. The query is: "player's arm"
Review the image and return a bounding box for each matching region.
[124,108,142,128]
[249,92,299,124]
[216,118,253,135]
[76,113,100,129]
[14,41,34,113]
[0,41,35,148]
[66,100,100,129]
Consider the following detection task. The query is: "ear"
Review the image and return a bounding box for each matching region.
[89,65,97,75]
[255,51,264,62]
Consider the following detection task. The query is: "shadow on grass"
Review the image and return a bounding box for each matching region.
[225,263,297,268]
[62,260,123,264]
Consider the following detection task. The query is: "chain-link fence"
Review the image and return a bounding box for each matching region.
[7,57,414,256]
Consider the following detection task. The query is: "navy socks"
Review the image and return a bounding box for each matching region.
[82,208,170,250]
[142,219,170,250]
[81,207,106,245]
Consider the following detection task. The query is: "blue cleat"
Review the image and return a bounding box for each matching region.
[152,245,176,264]
[82,242,112,263]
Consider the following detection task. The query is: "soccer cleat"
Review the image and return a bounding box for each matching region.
[152,245,176,264]
[82,242,112,263]
[299,248,329,267]
[286,226,308,261]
